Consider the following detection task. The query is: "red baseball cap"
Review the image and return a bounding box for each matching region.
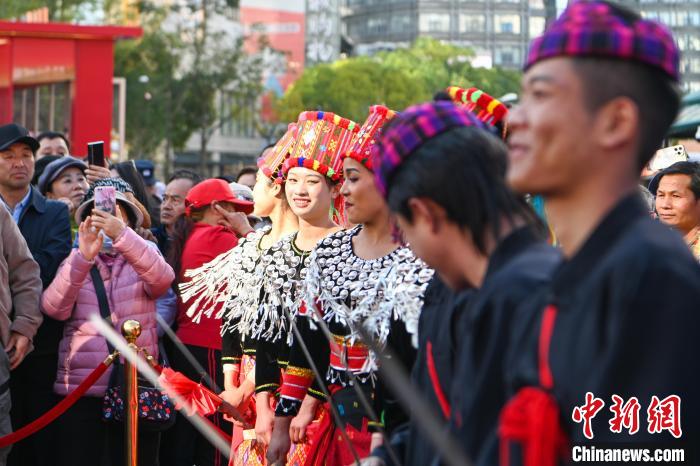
[185,178,254,215]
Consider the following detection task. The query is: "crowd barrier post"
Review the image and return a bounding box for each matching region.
[122,320,141,466]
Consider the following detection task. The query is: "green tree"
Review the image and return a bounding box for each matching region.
[115,0,263,176]
[157,0,262,176]
[276,57,426,124]
[114,5,178,157]
[276,38,521,123]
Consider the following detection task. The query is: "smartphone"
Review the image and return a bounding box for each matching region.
[649,145,688,171]
[87,141,105,168]
[94,186,116,215]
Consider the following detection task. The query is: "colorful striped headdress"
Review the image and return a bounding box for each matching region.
[526,1,679,82]
[446,86,508,130]
[343,105,398,172]
[258,123,298,183]
[281,111,360,182]
[374,101,486,197]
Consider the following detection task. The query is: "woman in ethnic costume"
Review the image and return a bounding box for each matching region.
[266,106,434,466]
[179,127,299,466]
[249,111,359,465]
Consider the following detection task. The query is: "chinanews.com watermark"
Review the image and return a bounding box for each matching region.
[569,392,690,464]
[572,446,685,463]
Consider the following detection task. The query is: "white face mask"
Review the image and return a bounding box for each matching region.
[100,233,115,255]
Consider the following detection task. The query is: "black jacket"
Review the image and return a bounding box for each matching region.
[17,186,72,355]
[372,277,474,466]
[151,224,170,257]
[504,195,700,464]
[449,226,561,465]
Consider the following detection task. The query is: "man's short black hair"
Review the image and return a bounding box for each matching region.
[386,126,541,254]
[655,161,700,200]
[572,58,680,172]
[568,3,681,171]
[36,131,70,150]
[236,166,258,182]
[168,169,202,185]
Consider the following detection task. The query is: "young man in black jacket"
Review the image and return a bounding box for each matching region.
[367,101,560,465]
[501,2,700,464]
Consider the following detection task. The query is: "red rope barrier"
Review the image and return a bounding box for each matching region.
[0,359,112,448]
[0,353,232,449]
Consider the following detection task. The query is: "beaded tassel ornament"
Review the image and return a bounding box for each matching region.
[447,86,508,139]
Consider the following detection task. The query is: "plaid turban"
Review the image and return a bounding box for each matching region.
[373,101,486,197]
[526,1,680,82]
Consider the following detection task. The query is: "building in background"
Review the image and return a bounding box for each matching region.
[341,0,547,69]
[241,0,305,128]
[621,0,700,92]
[544,0,699,92]
[306,0,341,65]
[0,21,141,158]
[176,0,307,177]
[341,0,700,92]
[241,0,306,93]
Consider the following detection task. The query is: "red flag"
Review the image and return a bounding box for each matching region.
[158,367,248,427]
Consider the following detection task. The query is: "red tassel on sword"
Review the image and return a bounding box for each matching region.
[158,367,251,428]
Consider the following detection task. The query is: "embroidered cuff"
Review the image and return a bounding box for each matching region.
[280,365,314,402]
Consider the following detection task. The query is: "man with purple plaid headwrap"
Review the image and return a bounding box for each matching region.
[500,1,700,465]
[366,99,560,466]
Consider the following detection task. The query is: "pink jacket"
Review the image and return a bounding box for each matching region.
[42,227,175,397]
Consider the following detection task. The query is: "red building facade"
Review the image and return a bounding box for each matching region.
[0,21,141,157]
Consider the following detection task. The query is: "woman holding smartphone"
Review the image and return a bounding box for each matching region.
[41,178,175,466]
